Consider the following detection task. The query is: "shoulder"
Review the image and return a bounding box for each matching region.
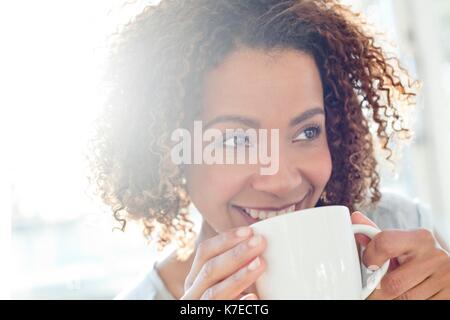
[114,263,175,300]
[362,188,434,231]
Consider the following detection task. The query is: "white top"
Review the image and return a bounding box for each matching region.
[115,189,434,300]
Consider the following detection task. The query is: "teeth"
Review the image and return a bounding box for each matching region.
[242,203,299,221]
[241,192,309,221]
[249,209,259,219]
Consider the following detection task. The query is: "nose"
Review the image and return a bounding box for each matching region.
[250,152,303,198]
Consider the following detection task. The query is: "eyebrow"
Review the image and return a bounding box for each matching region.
[203,106,325,129]
[289,107,325,127]
[204,115,259,129]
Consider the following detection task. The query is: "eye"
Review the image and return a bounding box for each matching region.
[293,125,322,142]
[223,133,254,148]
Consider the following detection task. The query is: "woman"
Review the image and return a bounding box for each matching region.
[88,0,450,299]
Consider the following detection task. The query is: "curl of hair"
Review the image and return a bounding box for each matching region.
[87,0,418,260]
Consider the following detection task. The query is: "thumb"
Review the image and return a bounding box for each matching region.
[351,211,378,247]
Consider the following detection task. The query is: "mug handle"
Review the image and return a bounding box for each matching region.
[352,224,390,300]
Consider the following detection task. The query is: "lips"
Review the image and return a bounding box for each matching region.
[233,190,310,223]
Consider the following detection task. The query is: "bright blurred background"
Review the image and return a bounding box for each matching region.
[1,0,449,299]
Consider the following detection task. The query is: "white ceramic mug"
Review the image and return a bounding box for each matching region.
[251,205,390,300]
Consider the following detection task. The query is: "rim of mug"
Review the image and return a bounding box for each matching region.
[250,205,350,228]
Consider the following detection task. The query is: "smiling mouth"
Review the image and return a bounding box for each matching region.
[233,190,310,221]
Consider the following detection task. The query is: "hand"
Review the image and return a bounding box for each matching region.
[180,226,266,300]
[352,211,450,300]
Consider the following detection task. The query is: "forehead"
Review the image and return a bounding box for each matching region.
[201,48,324,123]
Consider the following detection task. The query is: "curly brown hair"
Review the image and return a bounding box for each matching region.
[87,0,418,260]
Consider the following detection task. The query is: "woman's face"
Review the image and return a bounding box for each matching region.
[185,48,332,233]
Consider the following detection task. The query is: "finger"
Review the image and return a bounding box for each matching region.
[200,256,266,300]
[186,234,266,299]
[184,226,254,291]
[393,249,450,300]
[351,211,377,247]
[367,254,439,300]
[393,276,440,300]
[429,289,450,300]
[351,211,377,227]
[240,293,259,300]
[362,229,435,269]
[428,259,450,300]
[351,213,401,272]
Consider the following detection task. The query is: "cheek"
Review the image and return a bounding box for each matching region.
[300,145,333,188]
[185,164,246,225]
[315,150,333,185]
[187,165,241,199]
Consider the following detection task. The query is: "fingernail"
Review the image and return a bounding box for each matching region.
[247,257,260,271]
[242,293,258,300]
[236,227,251,237]
[248,235,262,247]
